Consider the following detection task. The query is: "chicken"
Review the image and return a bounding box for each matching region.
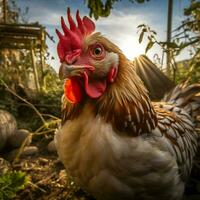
[55,8,200,200]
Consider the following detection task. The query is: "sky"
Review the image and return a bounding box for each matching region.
[16,0,191,72]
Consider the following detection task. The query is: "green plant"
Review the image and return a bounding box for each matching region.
[86,0,150,19]
[0,171,29,200]
[137,0,200,83]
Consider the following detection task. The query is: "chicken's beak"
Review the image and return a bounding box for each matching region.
[59,63,95,80]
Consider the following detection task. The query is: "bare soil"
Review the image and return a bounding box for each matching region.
[8,136,94,200]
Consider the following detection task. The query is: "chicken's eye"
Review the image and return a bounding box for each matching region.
[93,47,102,55]
[90,43,105,60]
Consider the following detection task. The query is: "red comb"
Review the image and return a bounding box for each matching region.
[56,8,95,62]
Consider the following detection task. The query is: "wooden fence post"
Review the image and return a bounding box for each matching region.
[166,0,173,77]
[3,0,7,23]
[30,42,40,92]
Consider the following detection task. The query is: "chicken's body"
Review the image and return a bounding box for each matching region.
[56,108,183,200]
[56,85,199,200]
[55,9,200,200]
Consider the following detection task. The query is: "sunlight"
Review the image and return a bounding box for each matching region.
[107,35,146,61]
[120,37,145,60]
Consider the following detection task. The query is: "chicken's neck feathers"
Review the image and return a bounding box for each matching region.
[96,54,157,136]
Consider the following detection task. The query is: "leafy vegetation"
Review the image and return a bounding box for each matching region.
[86,0,150,19]
[137,0,200,83]
[0,0,29,23]
[0,171,29,200]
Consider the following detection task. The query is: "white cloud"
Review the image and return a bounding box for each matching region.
[29,9,62,26]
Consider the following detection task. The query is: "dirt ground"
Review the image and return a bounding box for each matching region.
[2,135,94,200]
[13,155,93,200]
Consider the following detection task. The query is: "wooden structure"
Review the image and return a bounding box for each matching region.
[0,23,46,92]
[0,0,47,92]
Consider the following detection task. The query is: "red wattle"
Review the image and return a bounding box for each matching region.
[64,78,83,104]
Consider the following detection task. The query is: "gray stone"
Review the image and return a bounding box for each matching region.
[0,110,17,150]
[6,146,39,161]
[7,129,32,149]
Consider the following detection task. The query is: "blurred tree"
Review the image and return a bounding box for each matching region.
[85,0,150,19]
[0,0,29,23]
[175,0,200,83]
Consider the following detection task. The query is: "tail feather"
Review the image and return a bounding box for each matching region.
[162,83,200,126]
[184,93,200,123]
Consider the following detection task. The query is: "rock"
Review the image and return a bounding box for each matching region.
[47,140,57,153]
[7,129,32,149]
[6,146,39,161]
[0,110,17,150]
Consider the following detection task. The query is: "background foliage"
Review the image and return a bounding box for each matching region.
[0,0,62,131]
[86,0,150,19]
[137,0,200,83]
[0,171,29,200]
